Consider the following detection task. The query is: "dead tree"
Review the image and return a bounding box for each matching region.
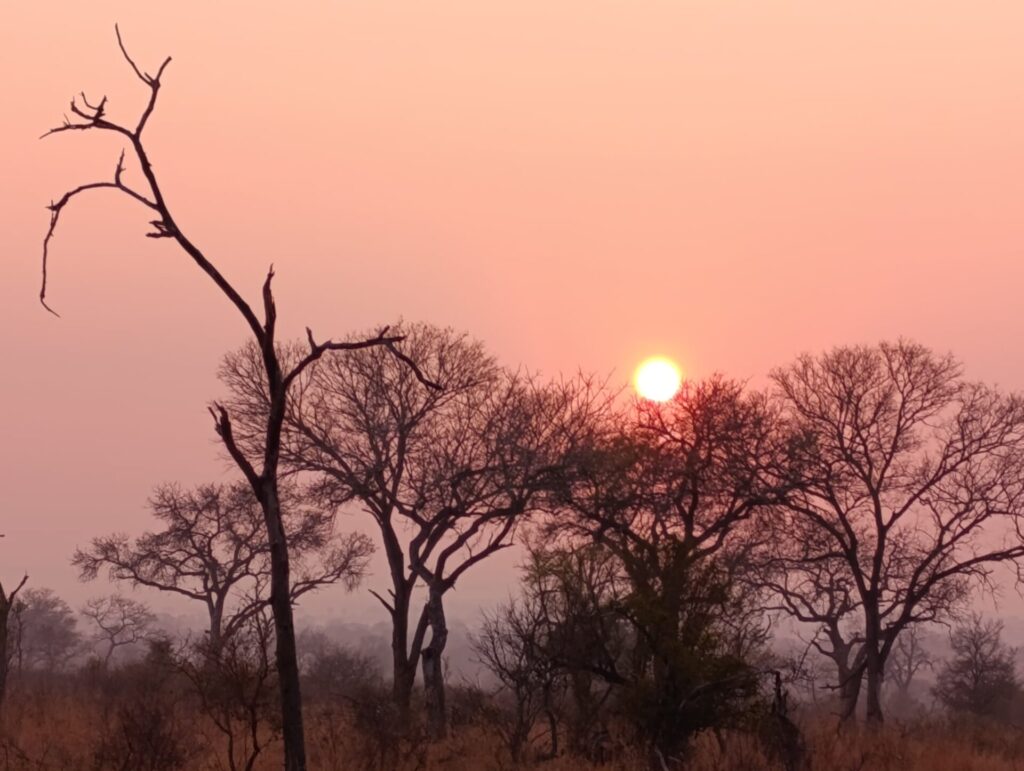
[81,595,156,666]
[39,30,436,767]
[772,340,1024,724]
[0,575,28,721]
[220,322,601,738]
[73,481,372,654]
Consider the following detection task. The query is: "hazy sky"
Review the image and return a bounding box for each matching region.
[3,2,1024,622]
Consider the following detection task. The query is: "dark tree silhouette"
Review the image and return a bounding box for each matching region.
[220,322,601,738]
[40,27,436,770]
[73,481,372,654]
[0,574,28,721]
[546,378,794,759]
[772,341,1024,724]
[81,594,157,666]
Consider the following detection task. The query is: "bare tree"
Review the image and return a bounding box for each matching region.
[772,340,1024,724]
[178,611,279,771]
[81,595,157,666]
[40,28,436,769]
[472,592,565,763]
[73,481,372,654]
[933,614,1019,719]
[0,574,28,721]
[221,323,601,738]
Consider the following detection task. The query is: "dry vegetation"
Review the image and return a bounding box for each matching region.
[3,680,1024,771]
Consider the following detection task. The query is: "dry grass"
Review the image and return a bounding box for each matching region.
[3,687,1024,770]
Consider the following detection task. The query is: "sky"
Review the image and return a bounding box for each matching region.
[3,1,1024,624]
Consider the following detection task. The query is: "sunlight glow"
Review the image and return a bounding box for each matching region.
[634,357,682,402]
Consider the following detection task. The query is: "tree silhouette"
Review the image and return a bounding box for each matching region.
[81,595,156,666]
[74,481,372,655]
[40,27,437,770]
[0,574,28,721]
[220,323,600,738]
[772,341,1024,723]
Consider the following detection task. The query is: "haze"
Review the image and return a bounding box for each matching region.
[3,1,1024,622]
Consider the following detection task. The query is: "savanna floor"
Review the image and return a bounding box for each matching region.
[2,687,1024,770]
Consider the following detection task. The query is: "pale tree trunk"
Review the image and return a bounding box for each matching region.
[421,587,449,740]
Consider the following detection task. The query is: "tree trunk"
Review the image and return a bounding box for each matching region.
[262,483,307,771]
[864,649,884,725]
[209,596,226,655]
[863,602,884,725]
[837,666,862,722]
[545,705,559,759]
[421,588,449,740]
[391,583,416,720]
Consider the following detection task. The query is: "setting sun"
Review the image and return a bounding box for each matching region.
[634,356,683,402]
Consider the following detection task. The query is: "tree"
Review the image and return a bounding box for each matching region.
[177,611,279,771]
[15,588,82,672]
[40,28,435,769]
[771,341,1024,724]
[933,614,1019,720]
[547,378,793,759]
[0,574,28,720]
[220,322,601,738]
[472,590,566,763]
[73,481,372,654]
[81,595,157,666]
[758,526,867,719]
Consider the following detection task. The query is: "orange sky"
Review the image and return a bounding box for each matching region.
[3,1,1024,620]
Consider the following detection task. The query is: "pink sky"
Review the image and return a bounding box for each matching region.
[3,1,1024,620]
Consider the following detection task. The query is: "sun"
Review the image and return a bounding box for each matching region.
[634,356,683,402]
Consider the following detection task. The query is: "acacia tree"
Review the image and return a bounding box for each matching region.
[40,29,435,769]
[0,574,28,720]
[221,322,601,737]
[772,341,1024,724]
[73,481,372,654]
[81,594,157,665]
